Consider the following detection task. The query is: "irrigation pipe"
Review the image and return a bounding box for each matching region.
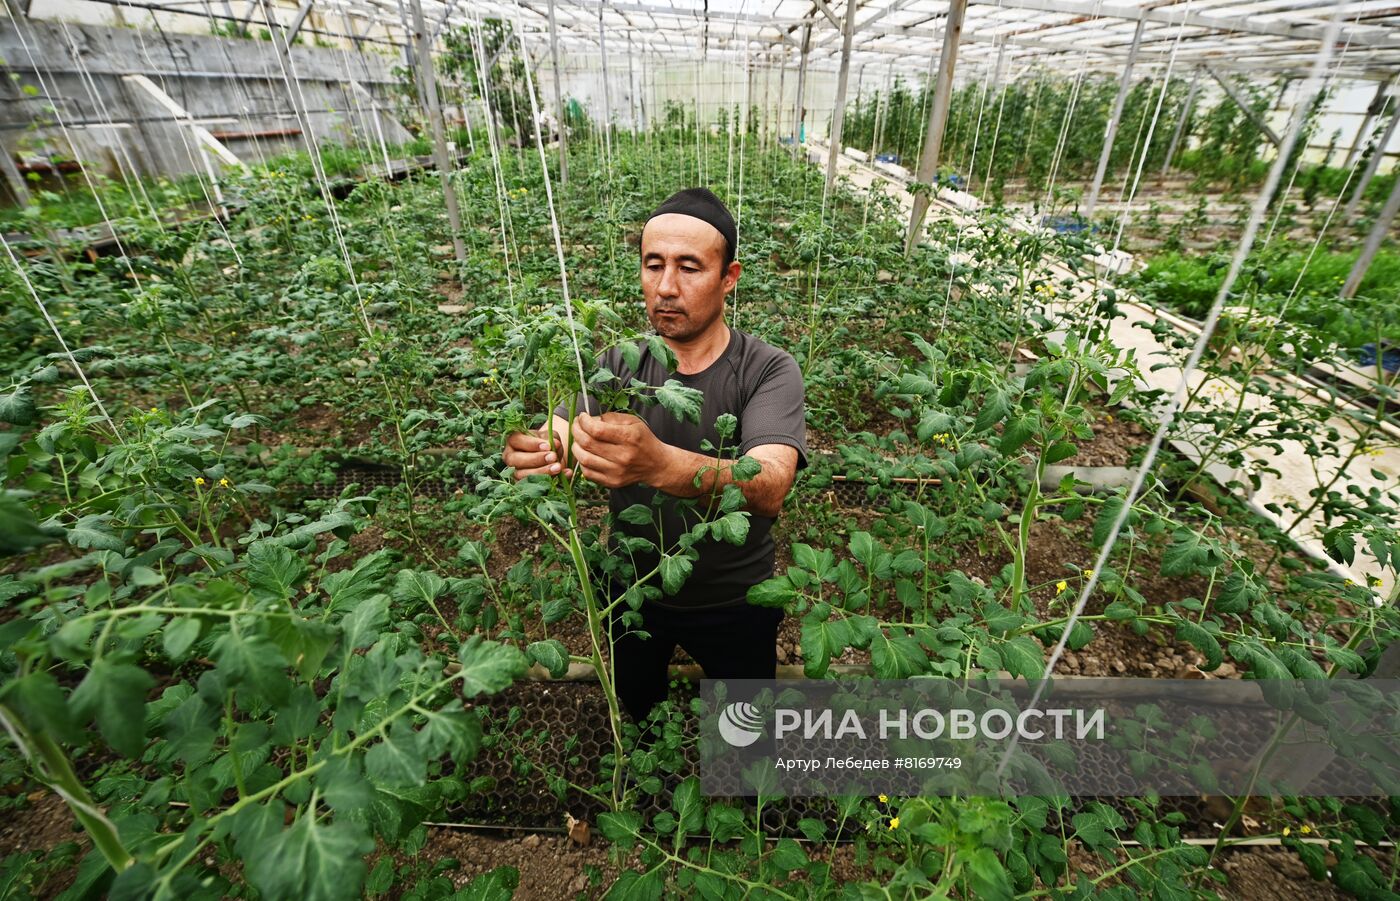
[413,820,1396,850]
[996,10,1345,781]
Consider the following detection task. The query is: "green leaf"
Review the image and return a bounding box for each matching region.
[527,639,569,678]
[455,636,526,698]
[973,388,1009,433]
[1324,645,1367,674]
[0,491,58,554]
[244,812,374,901]
[67,514,125,552]
[647,335,678,371]
[2,672,78,744]
[597,810,643,848]
[800,615,851,679]
[162,617,202,660]
[1162,527,1225,577]
[70,659,154,757]
[618,504,653,526]
[999,416,1036,455]
[770,837,808,872]
[366,721,427,788]
[456,867,521,901]
[996,636,1046,681]
[712,512,750,545]
[619,341,642,373]
[916,409,954,441]
[1215,567,1263,616]
[660,553,694,594]
[606,870,663,901]
[673,776,704,843]
[1174,619,1222,670]
[722,455,758,484]
[321,551,394,613]
[1092,495,1137,547]
[340,595,390,657]
[1044,441,1078,465]
[849,532,877,569]
[246,543,307,603]
[747,576,793,608]
[212,630,292,707]
[655,380,704,425]
[966,846,1014,901]
[1321,527,1356,565]
[871,630,925,678]
[0,386,36,425]
[392,570,448,614]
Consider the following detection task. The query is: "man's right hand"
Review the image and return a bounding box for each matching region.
[503,428,573,480]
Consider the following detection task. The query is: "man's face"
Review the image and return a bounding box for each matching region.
[640,213,740,341]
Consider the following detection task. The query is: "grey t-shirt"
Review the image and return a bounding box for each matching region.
[554,327,808,610]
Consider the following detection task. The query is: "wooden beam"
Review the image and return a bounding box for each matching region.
[809,0,842,31]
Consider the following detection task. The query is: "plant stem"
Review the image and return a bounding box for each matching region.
[0,705,134,874]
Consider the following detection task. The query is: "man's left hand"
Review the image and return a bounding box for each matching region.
[570,412,667,488]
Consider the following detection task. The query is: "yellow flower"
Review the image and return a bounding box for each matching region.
[1282,826,1291,836]
[1056,580,1067,593]
[1105,414,1114,422]
[878,794,888,804]
[1083,569,1094,579]
[1300,824,1312,834]
[1368,576,1384,587]
[219,477,231,488]
[1345,579,1355,587]
[194,477,206,486]
[149,407,158,414]
[888,817,899,830]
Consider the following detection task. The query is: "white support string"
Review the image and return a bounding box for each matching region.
[511,2,591,408]
[1110,8,1190,253]
[2,234,121,438]
[110,3,246,266]
[996,8,1345,780]
[254,0,373,336]
[468,6,519,307]
[4,14,142,283]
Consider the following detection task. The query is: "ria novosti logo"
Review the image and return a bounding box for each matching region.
[717,702,765,747]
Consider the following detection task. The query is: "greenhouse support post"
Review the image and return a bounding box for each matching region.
[1203,63,1282,147]
[0,143,32,206]
[1342,100,1400,221]
[794,22,811,144]
[824,0,858,194]
[406,0,466,263]
[1341,166,1400,298]
[395,0,425,110]
[1161,66,1201,176]
[1083,18,1144,220]
[548,0,568,185]
[1343,74,1394,170]
[598,1,613,162]
[904,0,968,253]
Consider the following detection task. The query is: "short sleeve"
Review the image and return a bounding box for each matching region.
[739,351,808,469]
[552,346,621,420]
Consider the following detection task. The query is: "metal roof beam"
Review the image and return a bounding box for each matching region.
[967,0,1400,49]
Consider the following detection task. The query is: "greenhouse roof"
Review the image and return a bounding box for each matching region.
[74,0,1400,83]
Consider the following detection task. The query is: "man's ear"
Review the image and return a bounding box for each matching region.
[723,261,742,294]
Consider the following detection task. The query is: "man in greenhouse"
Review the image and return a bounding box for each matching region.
[501,187,808,727]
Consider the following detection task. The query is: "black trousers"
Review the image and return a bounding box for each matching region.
[606,596,784,726]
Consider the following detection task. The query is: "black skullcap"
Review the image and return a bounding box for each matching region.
[645,187,737,266]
